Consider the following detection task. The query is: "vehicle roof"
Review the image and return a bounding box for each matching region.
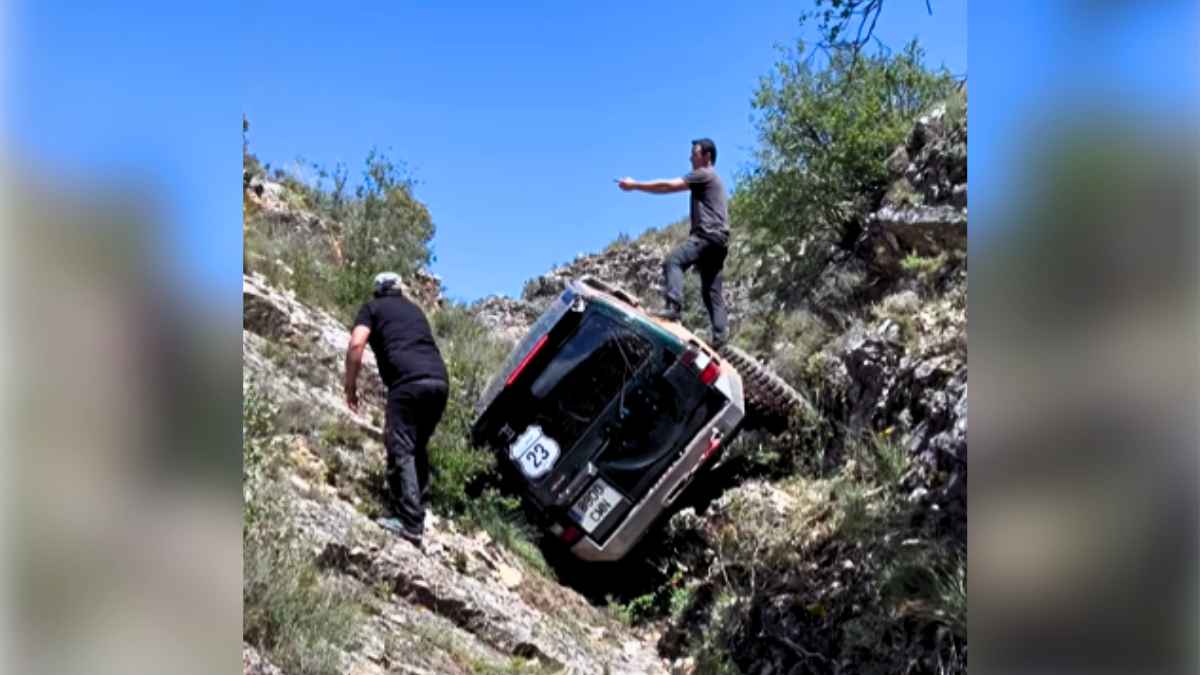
[569,277,713,352]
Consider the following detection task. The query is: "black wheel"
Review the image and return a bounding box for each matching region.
[719,345,811,435]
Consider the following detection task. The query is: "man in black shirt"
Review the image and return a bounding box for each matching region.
[617,137,730,347]
[344,272,449,549]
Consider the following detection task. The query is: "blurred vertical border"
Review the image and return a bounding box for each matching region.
[970,1,1200,673]
[2,1,243,674]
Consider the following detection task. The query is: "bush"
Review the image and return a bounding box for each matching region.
[426,304,553,576]
[244,148,435,321]
[243,383,363,675]
[680,440,964,674]
[243,531,362,675]
[733,40,957,302]
[426,304,509,514]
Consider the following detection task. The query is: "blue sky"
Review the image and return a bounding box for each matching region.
[10,2,966,304]
[10,3,1198,305]
[239,2,965,302]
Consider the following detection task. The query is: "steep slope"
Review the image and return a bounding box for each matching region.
[461,91,968,674]
[243,273,669,675]
[243,89,967,675]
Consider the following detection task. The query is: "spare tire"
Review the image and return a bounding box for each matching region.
[720,345,811,434]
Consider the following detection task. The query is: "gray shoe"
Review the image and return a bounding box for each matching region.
[650,306,682,322]
[376,517,423,550]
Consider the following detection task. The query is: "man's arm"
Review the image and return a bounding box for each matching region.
[343,325,371,413]
[618,177,689,193]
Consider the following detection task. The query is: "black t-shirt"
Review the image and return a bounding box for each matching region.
[683,166,729,245]
[353,295,448,389]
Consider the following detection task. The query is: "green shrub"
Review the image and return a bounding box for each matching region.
[243,383,363,675]
[462,490,552,578]
[734,40,957,301]
[943,84,968,133]
[603,232,633,252]
[426,304,508,514]
[900,250,948,284]
[318,417,369,450]
[425,305,552,576]
[852,431,910,487]
[243,532,362,675]
[244,148,435,321]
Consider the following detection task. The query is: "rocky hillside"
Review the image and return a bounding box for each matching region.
[470,96,967,493]
[243,87,967,674]
[243,273,671,675]
[463,91,968,673]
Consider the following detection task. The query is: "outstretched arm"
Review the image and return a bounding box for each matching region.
[617,177,689,193]
[343,325,371,413]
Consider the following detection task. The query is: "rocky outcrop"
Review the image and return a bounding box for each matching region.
[779,91,968,487]
[863,88,967,277]
[244,173,445,312]
[244,273,669,675]
[293,496,668,674]
[516,237,756,339]
[468,295,542,345]
[815,283,967,478]
[242,645,284,675]
[244,175,348,267]
[404,268,445,313]
[659,472,965,675]
[521,242,670,310]
[244,272,386,434]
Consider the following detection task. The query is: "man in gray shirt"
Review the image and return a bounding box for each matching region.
[618,138,730,346]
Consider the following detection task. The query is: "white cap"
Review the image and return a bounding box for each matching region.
[373,271,403,296]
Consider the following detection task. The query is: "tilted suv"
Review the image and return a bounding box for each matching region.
[471,276,804,561]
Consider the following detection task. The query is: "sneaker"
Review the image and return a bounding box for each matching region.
[711,334,729,350]
[376,517,424,550]
[650,306,682,322]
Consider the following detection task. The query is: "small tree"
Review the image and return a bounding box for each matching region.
[324,150,436,313]
[732,39,955,301]
[802,0,936,54]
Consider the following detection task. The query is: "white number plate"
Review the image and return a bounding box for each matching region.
[508,425,560,479]
[570,479,624,533]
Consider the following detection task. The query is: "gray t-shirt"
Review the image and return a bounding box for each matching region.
[684,166,729,244]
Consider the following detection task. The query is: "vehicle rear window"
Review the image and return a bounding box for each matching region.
[527,312,652,449]
[476,290,575,416]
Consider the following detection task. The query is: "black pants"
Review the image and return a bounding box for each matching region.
[663,235,729,341]
[384,378,449,536]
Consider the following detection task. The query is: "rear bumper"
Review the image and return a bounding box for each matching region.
[568,369,745,561]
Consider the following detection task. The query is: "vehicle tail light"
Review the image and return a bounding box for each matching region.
[505,334,549,387]
[682,344,721,385]
[701,435,722,464]
[559,525,583,546]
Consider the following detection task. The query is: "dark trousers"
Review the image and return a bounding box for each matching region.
[663,235,729,341]
[384,378,449,536]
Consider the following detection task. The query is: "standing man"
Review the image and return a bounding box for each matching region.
[618,138,730,347]
[344,272,449,550]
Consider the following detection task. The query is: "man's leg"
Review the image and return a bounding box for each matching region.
[661,237,706,317]
[411,381,449,513]
[698,240,729,345]
[383,389,425,539]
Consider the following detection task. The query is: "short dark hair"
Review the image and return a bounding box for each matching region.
[692,138,717,165]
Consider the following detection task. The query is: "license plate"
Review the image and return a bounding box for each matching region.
[508,425,560,479]
[570,479,624,533]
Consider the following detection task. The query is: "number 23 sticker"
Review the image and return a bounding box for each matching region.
[509,425,560,479]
